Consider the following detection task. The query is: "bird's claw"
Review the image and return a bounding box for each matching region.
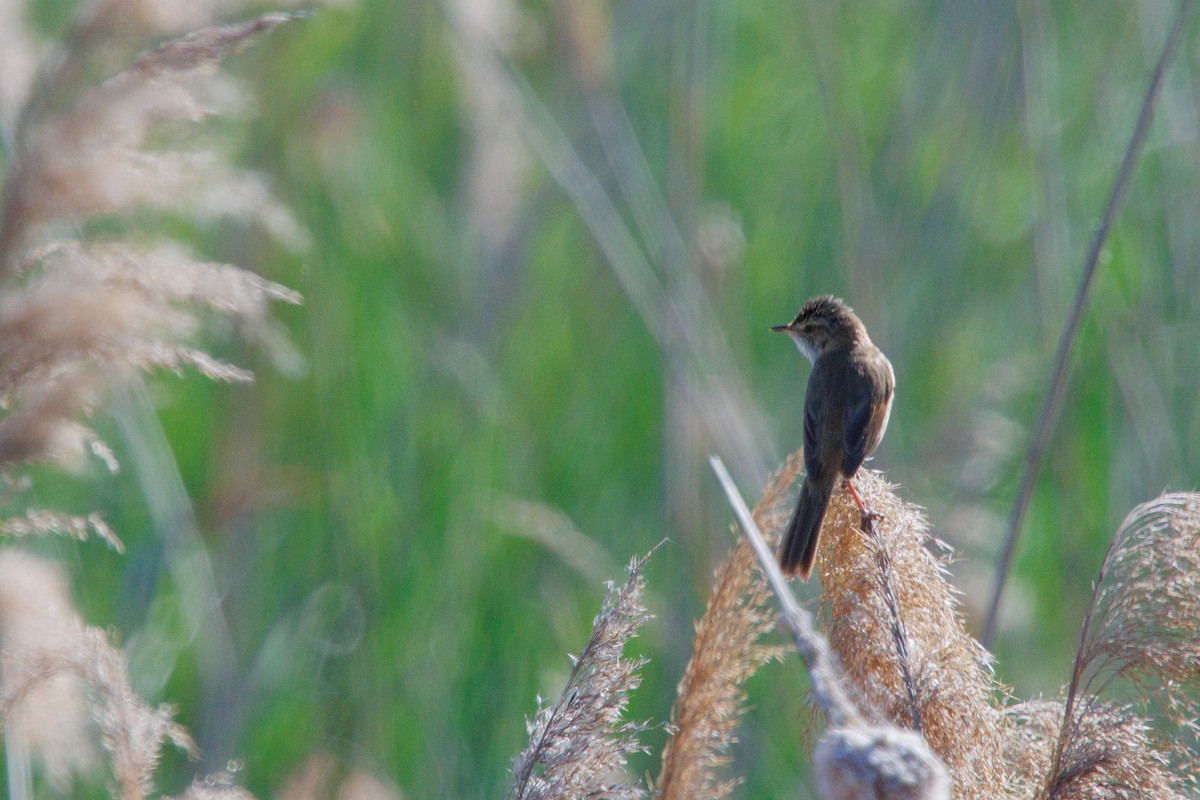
[859,509,884,529]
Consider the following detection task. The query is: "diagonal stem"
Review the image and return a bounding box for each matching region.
[709,455,863,729]
[981,0,1196,647]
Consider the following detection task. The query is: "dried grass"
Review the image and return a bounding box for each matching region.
[815,469,1013,797]
[0,8,303,509]
[0,13,308,258]
[0,548,197,800]
[508,462,1200,799]
[508,552,654,800]
[654,453,800,800]
[0,5,299,799]
[1040,493,1200,799]
[0,550,98,790]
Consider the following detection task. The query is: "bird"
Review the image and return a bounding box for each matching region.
[770,295,895,579]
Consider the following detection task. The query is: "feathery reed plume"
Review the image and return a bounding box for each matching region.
[0,550,97,790]
[0,507,123,551]
[709,455,950,800]
[0,10,304,531]
[1040,493,1200,799]
[0,9,301,799]
[0,12,308,262]
[508,551,654,800]
[815,468,1011,797]
[655,453,800,800]
[1,623,197,800]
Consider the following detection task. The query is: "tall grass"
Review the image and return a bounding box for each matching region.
[2,1,1200,799]
[0,5,304,799]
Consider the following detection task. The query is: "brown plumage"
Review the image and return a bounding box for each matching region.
[771,296,894,579]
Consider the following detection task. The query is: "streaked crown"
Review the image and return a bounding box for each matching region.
[771,295,868,362]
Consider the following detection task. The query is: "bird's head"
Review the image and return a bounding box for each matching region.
[771,295,864,363]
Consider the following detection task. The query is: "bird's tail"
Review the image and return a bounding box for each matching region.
[779,475,835,580]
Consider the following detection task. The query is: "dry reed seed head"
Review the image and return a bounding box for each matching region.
[1043,493,1200,798]
[509,552,654,800]
[1044,701,1183,800]
[0,508,124,551]
[77,626,197,799]
[815,725,951,800]
[1,620,200,800]
[1,13,309,257]
[32,240,302,318]
[0,235,305,469]
[0,372,114,471]
[0,549,98,789]
[655,453,802,800]
[1086,494,1200,682]
[816,468,1012,798]
[1002,699,1067,800]
[656,535,782,800]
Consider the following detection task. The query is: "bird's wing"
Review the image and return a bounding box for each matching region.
[842,358,892,477]
[803,378,824,479]
[841,385,874,477]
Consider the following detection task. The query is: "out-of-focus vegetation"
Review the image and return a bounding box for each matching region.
[5,1,1200,797]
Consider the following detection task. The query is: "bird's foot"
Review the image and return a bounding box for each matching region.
[859,509,884,530]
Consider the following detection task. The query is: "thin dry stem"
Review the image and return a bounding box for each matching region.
[983,0,1197,646]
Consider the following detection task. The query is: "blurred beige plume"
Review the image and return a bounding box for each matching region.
[0,550,97,791]
[277,752,404,800]
[0,10,305,512]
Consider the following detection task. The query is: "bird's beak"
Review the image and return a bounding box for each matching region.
[770,324,792,333]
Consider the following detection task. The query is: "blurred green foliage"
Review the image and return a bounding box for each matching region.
[8,0,1200,797]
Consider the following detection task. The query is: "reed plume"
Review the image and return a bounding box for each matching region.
[508,552,654,800]
[815,469,1013,797]
[0,550,97,790]
[1,611,196,800]
[654,453,800,800]
[0,5,303,799]
[1039,493,1200,799]
[0,9,303,528]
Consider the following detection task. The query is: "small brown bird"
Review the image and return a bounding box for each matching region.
[771,295,895,579]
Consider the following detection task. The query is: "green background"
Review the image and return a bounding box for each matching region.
[7,1,1200,797]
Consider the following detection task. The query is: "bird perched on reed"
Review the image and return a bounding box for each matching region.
[771,296,894,579]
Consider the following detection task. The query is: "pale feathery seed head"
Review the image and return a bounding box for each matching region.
[816,469,1014,798]
[0,550,98,790]
[509,551,655,800]
[1040,493,1200,799]
[655,451,800,800]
